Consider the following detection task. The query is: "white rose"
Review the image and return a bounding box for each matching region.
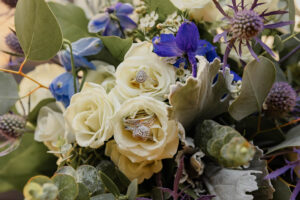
[113,42,176,102]
[86,61,116,93]
[169,0,211,10]
[105,140,162,183]
[35,106,65,152]
[64,82,114,148]
[16,63,65,115]
[112,96,179,163]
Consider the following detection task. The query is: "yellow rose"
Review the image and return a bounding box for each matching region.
[35,106,65,152]
[113,42,176,102]
[112,96,179,163]
[64,82,114,148]
[105,140,162,183]
[16,63,65,115]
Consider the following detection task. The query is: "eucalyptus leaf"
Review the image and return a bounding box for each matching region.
[56,166,77,178]
[76,165,103,194]
[229,57,275,121]
[27,98,56,125]
[267,125,300,154]
[52,174,79,200]
[272,179,292,200]
[0,134,57,192]
[90,193,115,200]
[273,35,284,53]
[76,183,90,200]
[144,0,177,20]
[126,179,138,200]
[0,72,19,115]
[48,2,90,42]
[99,36,132,63]
[15,0,63,60]
[99,171,120,197]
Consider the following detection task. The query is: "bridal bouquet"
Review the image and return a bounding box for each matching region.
[0,0,300,199]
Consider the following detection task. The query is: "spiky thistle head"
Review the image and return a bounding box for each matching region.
[0,113,26,139]
[1,0,18,8]
[5,32,23,54]
[212,0,292,67]
[264,82,297,117]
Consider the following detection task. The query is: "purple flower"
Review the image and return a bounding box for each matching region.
[212,0,292,68]
[88,2,137,37]
[58,37,103,71]
[265,148,300,200]
[152,21,218,77]
[49,72,78,107]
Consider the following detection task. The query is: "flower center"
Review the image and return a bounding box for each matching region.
[123,110,156,141]
[231,9,264,40]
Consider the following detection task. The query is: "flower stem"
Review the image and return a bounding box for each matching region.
[63,39,78,93]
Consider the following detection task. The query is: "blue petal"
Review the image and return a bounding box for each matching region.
[88,13,110,33]
[196,40,219,62]
[115,2,134,15]
[58,51,96,71]
[49,72,78,107]
[152,34,183,57]
[231,71,242,82]
[103,20,122,36]
[175,22,200,53]
[116,14,137,30]
[72,37,103,56]
[173,57,188,68]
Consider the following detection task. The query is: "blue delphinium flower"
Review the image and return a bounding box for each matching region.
[212,0,292,67]
[88,2,137,37]
[49,72,78,107]
[58,37,103,72]
[265,148,300,200]
[152,21,218,77]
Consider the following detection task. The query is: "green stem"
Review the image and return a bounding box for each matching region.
[79,68,88,92]
[63,39,78,93]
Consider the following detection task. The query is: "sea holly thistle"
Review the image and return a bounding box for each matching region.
[212,0,292,67]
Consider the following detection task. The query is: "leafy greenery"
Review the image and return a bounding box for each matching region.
[0,134,57,192]
[144,0,177,20]
[48,2,90,42]
[0,72,19,115]
[229,57,276,121]
[15,0,63,61]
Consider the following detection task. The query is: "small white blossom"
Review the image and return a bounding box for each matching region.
[159,12,183,34]
[139,11,159,32]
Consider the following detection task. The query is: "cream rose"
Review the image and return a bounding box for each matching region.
[105,140,162,183]
[35,106,65,152]
[16,63,65,115]
[112,96,179,163]
[86,61,116,93]
[64,82,114,148]
[113,42,176,102]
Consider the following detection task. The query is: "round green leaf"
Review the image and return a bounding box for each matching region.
[229,57,275,121]
[126,179,138,200]
[15,0,63,61]
[99,171,120,197]
[0,72,19,115]
[90,193,115,200]
[52,174,78,200]
[76,183,90,200]
[56,166,76,178]
[76,165,103,194]
[48,2,90,42]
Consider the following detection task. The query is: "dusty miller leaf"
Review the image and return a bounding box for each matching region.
[168,57,233,127]
[248,147,275,200]
[203,164,260,200]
